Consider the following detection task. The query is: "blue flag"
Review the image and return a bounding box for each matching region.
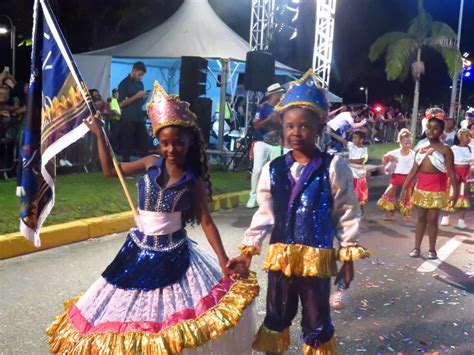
[19,0,94,246]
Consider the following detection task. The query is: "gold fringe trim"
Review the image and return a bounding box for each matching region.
[398,200,413,217]
[263,243,337,277]
[411,189,448,209]
[337,246,371,262]
[239,245,261,256]
[376,197,396,212]
[302,337,338,355]
[47,274,259,354]
[454,198,471,209]
[252,325,290,353]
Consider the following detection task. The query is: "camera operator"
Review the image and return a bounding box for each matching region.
[326,104,367,152]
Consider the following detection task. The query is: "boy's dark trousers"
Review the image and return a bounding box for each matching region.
[263,270,335,348]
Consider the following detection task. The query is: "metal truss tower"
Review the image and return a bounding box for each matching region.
[249,0,275,51]
[312,0,337,89]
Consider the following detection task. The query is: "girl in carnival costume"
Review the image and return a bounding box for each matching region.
[400,109,458,260]
[229,70,370,354]
[329,130,369,213]
[47,82,259,354]
[440,128,473,229]
[377,128,415,218]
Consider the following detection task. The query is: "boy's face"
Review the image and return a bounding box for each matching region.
[352,134,364,146]
[283,107,322,153]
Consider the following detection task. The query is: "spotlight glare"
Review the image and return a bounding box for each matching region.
[0,27,8,34]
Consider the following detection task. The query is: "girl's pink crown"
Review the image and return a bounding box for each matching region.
[146,81,197,136]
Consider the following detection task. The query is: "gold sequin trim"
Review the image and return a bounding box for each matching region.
[454,198,471,209]
[302,337,338,354]
[411,189,448,209]
[252,325,290,353]
[239,245,261,256]
[398,200,413,217]
[337,246,371,262]
[47,274,259,354]
[263,243,337,277]
[376,197,397,212]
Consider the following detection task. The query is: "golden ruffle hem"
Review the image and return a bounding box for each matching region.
[302,337,338,354]
[411,189,448,209]
[46,274,259,354]
[337,246,371,262]
[263,243,338,277]
[239,245,261,256]
[376,197,397,212]
[252,325,290,353]
[454,198,471,209]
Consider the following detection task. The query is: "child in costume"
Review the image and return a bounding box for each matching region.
[47,82,259,354]
[228,70,370,354]
[377,129,415,218]
[328,129,369,210]
[400,110,458,260]
[440,128,473,229]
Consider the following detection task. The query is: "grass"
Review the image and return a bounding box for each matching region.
[0,171,249,235]
[367,142,399,161]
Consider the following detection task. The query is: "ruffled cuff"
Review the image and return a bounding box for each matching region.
[239,245,261,256]
[337,246,371,262]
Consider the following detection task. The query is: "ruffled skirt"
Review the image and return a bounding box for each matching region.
[47,236,259,354]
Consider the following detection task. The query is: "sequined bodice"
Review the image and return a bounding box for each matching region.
[137,160,194,213]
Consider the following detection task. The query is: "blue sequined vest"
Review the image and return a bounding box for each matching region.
[269,151,336,249]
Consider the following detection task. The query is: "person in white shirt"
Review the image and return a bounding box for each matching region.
[440,128,473,229]
[377,129,415,218]
[459,108,474,129]
[442,118,456,146]
[326,105,367,152]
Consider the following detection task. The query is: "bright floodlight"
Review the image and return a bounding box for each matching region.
[0,27,8,34]
[359,87,365,91]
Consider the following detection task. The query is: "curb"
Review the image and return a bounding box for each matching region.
[0,190,250,260]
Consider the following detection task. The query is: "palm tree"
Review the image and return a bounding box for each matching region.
[369,0,462,135]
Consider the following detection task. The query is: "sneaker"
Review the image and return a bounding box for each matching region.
[329,290,345,310]
[246,196,257,209]
[440,216,449,226]
[457,219,466,229]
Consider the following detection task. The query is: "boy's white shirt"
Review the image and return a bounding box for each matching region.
[242,155,361,250]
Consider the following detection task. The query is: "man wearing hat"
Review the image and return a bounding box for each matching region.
[246,83,286,208]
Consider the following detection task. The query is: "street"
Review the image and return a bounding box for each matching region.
[0,176,473,354]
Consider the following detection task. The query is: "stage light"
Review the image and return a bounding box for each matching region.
[465,71,471,78]
[0,27,8,34]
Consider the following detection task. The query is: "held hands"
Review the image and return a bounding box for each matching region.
[226,254,252,279]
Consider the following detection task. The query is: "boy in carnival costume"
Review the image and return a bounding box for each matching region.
[229,70,370,354]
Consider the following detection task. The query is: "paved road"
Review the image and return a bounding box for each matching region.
[1,176,473,354]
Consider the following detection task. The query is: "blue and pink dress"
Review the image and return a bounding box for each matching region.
[47,159,259,354]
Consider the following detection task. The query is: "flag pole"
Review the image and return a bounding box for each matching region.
[97,116,138,216]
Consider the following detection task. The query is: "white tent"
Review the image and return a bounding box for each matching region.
[74,0,341,148]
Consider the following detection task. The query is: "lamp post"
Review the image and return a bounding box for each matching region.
[360,86,368,104]
[448,0,464,119]
[0,15,16,77]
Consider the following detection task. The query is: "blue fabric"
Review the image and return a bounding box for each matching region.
[102,230,190,291]
[253,103,281,145]
[138,158,194,212]
[269,150,335,249]
[275,72,329,112]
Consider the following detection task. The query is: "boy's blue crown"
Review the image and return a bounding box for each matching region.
[275,69,329,117]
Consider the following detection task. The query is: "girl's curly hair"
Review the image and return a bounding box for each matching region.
[181,125,212,226]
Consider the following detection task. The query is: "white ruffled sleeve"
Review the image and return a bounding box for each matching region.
[240,162,274,255]
[330,155,371,261]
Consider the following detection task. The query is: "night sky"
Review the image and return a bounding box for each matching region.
[0,0,473,108]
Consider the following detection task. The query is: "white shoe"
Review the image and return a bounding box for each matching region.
[457,219,466,229]
[246,196,257,208]
[440,216,449,226]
